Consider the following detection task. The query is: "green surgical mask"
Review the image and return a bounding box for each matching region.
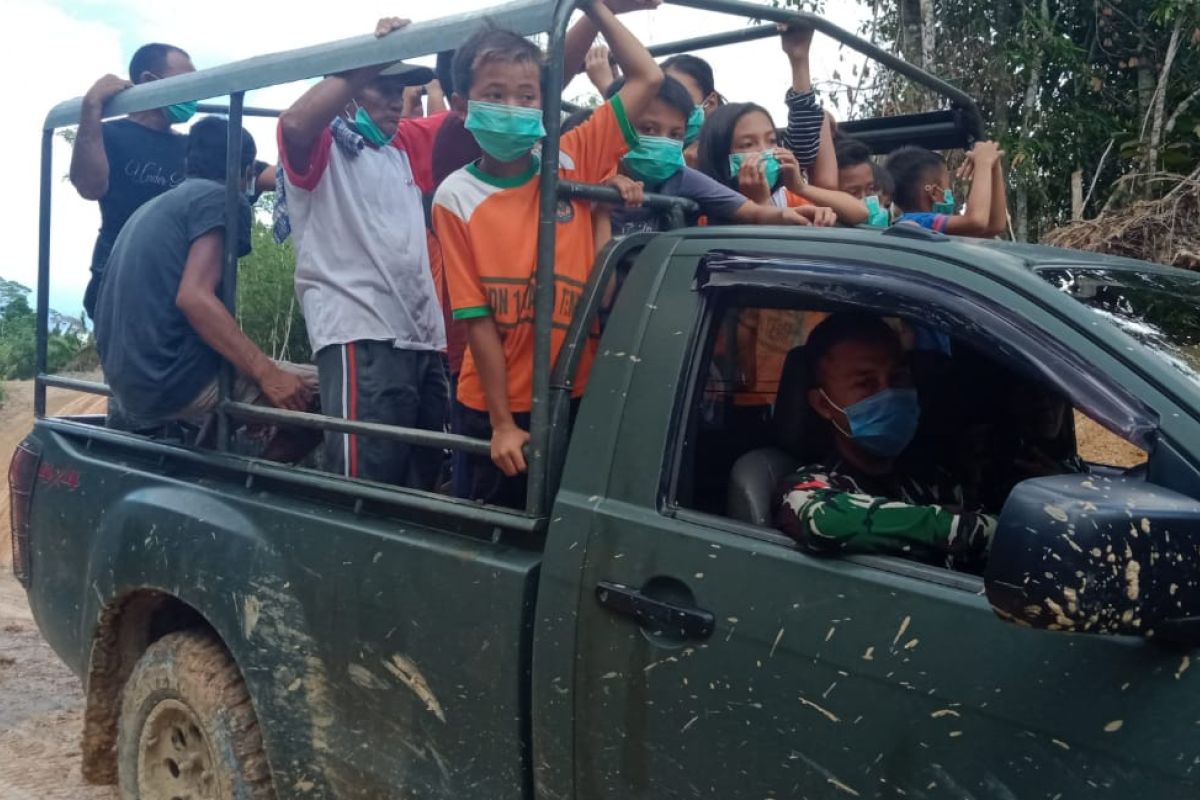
[165,101,197,124]
[728,150,781,190]
[932,187,956,215]
[354,105,391,147]
[464,101,546,163]
[684,105,704,146]
[147,72,197,125]
[623,136,685,186]
[865,195,890,227]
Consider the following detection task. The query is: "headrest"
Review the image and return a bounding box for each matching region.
[771,345,831,461]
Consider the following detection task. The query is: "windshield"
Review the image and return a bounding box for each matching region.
[1039,267,1200,386]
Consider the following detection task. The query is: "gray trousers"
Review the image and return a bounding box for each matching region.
[315,342,448,489]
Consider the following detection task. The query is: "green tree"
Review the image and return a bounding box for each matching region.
[809,0,1199,241]
[0,292,37,379]
[236,219,311,364]
[0,282,91,379]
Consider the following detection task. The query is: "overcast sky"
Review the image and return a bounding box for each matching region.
[4,0,868,317]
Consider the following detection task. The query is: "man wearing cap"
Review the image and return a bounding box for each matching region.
[71,43,197,319]
[278,16,448,488]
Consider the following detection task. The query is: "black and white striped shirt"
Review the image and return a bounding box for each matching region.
[780,88,825,167]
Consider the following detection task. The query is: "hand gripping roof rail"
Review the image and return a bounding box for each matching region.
[35,0,981,517]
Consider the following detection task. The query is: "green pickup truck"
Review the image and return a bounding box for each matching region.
[12,1,1200,799]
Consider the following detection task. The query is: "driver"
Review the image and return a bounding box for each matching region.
[775,312,995,568]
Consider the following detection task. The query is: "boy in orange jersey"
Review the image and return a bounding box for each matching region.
[432,0,662,507]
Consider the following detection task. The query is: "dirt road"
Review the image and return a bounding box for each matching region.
[0,379,113,797]
[0,575,117,799]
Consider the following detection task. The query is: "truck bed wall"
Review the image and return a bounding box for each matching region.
[25,422,542,798]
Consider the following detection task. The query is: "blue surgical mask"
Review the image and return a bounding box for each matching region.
[728,150,781,190]
[165,101,197,124]
[684,105,704,146]
[354,105,391,147]
[822,387,920,458]
[864,195,890,228]
[932,188,956,215]
[464,101,546,163]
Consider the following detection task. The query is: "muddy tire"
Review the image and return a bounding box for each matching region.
[116,630,274,800]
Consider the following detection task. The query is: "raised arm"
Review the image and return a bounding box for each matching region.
[589,0,664,120]
[426,79,448,115]
[278,17,410,171]
[778,26,827,173]
[585,45,619,93]
[563,0,660,79]
[944,141,999,237]
[175,230,312,411]
[69,75,132,201]
[986,152,1009,237]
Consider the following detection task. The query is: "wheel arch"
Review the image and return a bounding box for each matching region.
[75,483,336,795]
[80,588,218,784]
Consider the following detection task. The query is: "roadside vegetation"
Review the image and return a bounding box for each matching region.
[799,0,1199,261]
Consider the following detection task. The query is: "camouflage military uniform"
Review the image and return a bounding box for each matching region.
[776,459,996,568]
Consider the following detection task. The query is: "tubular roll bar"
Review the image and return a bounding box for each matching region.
[658,0,981,120]
[36,0,980,516]
[197,103,281,118]
[41,0,561,129]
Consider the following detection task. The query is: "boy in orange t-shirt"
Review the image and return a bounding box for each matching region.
[432,0,663,508]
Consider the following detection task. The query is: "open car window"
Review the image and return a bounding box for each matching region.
[674,279,1155,579]
[1074,408,1148,470]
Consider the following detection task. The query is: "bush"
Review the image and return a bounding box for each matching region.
[0,218,307,385]
[237,221,311,364]
[0,286,92,380]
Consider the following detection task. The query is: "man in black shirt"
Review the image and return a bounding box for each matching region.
[70,43,196,318]
[94,117,315,434]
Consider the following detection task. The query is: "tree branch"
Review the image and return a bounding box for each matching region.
[1165,86,1200,138]
[1145,16,1183,174]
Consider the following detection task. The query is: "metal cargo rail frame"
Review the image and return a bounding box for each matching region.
[36,0,980,518]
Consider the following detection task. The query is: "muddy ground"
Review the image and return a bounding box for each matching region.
[0,379,114,797]
[0,574,117,799]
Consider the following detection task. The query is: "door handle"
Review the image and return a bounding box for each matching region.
[595,581,715,640]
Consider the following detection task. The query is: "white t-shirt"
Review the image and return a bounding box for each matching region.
[280,118,446,354]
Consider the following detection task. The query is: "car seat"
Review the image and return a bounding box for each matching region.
[726,346,830,525]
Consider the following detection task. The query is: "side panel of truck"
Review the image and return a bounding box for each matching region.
[26,427,540,798]
[561,236,1200,799]
[532,235,687,800]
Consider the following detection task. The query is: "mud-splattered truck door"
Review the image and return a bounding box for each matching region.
[545,233,1200,799]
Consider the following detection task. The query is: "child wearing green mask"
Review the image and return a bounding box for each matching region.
[597,76,824,236]
[660,54,723,167]
[695,102,869,226]
[887,142,1008,237]
[432,0,663,508]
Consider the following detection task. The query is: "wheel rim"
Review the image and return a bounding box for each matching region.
[137,698,222,800]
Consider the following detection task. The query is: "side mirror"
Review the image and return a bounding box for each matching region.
[985,475,1200,646]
